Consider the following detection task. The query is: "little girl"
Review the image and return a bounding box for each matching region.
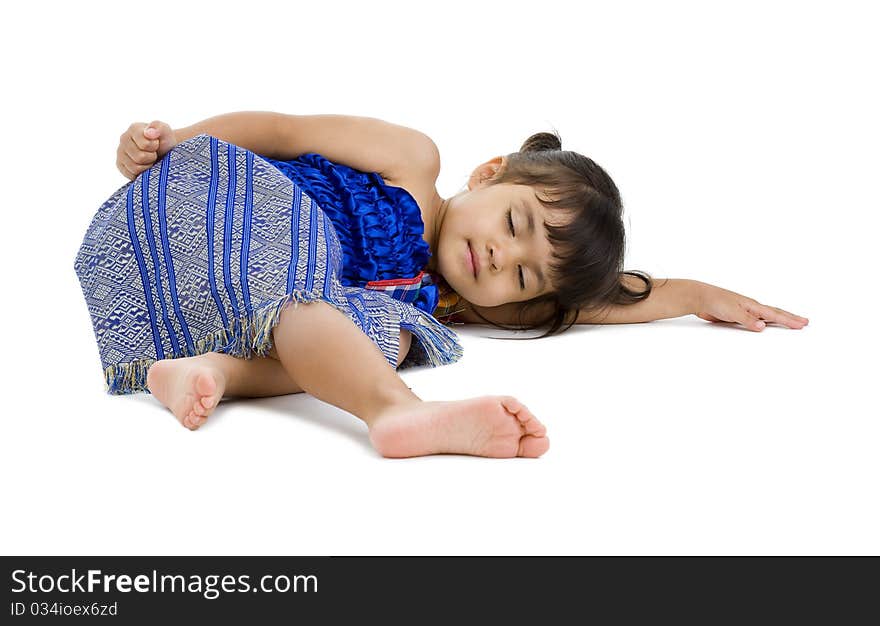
[76,111,808,459]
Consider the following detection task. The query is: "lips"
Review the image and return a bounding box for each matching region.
[468,241,480,278]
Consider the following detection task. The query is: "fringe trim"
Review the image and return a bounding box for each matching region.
[106,290,325,395]
[103,289,463,395]
[400,311,464,369]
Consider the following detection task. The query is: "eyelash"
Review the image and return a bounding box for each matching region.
[507,209,525,290]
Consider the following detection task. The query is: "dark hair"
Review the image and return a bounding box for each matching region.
[465,129,654,339]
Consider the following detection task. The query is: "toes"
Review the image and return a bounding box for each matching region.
[194,370,217,398]
[499,396,527,421]
[499,396,546,436]
[183,411,204,430]
[200,395,217,411]
[521,412,547,437]
[518,435,550,458]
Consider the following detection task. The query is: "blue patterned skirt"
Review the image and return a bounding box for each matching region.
[74,134,462,394]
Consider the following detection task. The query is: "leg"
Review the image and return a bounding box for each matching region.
[270,300,550,458]
[148,299,550,458]
[145,350,301,430]
[146,324,411,430]
[206,350,305,398]
[270,300,420,426]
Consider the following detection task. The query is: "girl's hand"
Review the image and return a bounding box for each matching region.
[116,120,178,180]
[695,283,809,331]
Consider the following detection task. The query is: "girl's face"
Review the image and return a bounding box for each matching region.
[432,156,561,308]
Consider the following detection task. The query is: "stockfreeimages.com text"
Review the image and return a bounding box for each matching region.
[10,569,317,600]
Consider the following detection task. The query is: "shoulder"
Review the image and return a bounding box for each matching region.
[412,133,441,178]
[384,131,440,184]
[274,113,440,186]
[379,135,442,218]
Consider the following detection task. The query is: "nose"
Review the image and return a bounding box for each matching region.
[489,242,519,272]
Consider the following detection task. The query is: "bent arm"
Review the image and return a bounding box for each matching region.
[577,277,705,324]
[174,111,437,182]
[174,111,286,158]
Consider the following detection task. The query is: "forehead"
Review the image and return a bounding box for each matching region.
[509,184,566,225]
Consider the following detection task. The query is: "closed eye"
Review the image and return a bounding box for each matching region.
[507,209,525,290]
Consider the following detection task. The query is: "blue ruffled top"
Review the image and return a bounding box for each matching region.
[260,152,440,315]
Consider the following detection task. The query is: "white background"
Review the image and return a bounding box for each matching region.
[0,0,876,555]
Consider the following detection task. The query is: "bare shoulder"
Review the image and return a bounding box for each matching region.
[275,113,440,186]
[382,131,440,184]
[380,134,442,220]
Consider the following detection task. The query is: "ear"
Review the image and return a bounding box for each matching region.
[468,156,507,189]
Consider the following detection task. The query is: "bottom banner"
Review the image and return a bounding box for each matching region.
[0,556,875,622]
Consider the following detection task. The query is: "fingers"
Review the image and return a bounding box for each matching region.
[698,303,809,332]
[735,304,763,331]
[774,306,809,326]
[117,123,161,180]
[133,122,161,151]
[699,297,809,332]
[116,158,136,180]
[746,303,809,331]
[147,119,171,136]
[124,134,157,166]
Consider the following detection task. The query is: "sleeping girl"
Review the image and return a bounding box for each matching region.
[74,111,808,459]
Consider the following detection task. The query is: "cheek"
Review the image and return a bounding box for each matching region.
[460,285,506,309]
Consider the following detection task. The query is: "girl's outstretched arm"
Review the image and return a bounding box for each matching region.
[577,277,701,325]
[578,275,809,331]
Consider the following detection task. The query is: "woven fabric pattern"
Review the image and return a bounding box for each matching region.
[74,134,463,394]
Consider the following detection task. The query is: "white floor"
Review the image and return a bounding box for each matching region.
[2,285,875,555]
[2,1,877,555]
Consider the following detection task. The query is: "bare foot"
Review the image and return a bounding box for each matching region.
[367,395,550,458]
[146,353,227,430]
